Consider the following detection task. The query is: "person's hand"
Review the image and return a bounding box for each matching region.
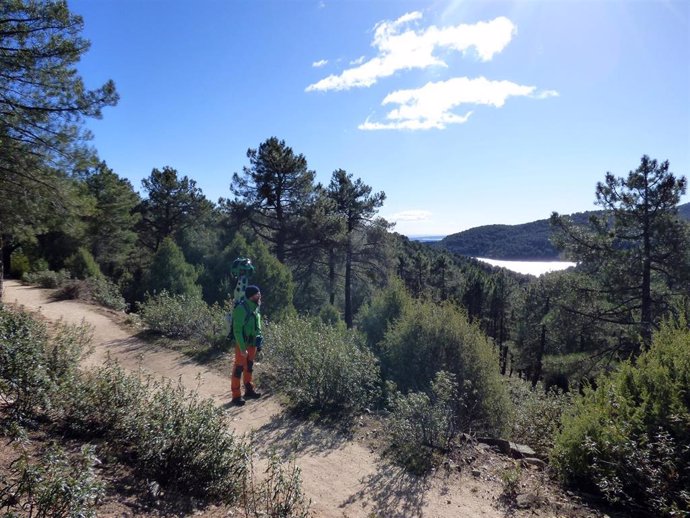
[240,349,248,359]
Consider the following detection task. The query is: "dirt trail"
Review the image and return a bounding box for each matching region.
[3,280,504,518]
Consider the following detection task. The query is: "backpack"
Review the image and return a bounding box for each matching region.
[226,298,253,342]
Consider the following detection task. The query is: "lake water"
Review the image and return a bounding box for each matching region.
[474,257,576,276]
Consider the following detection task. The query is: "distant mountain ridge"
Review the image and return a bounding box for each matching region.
[438,202,690,261]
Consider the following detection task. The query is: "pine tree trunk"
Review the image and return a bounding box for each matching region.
[345,236,353,328]
[0,233,4,302]
[328,248,336,306]
[531,297,550,387]
[641,244,652,349]
[641,178,652,350]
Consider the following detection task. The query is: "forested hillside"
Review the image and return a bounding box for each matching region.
[439,202,690,260]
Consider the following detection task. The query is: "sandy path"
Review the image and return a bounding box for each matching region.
[3,280,503,518]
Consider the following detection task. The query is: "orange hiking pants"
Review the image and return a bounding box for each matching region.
[231,345,257,399]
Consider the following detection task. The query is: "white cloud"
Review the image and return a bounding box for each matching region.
[312,59,328,68]
[349,56,366,65]
[306,13,516,92]
[532,89,559,99]
[389,209,433,221]
[359,76,557,131]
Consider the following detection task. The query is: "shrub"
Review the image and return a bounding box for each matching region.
[542,352,605,391]
[356,277,412,352]
[381,301,510,436]
[264,315,380,413]
[9,250,30,279]
[0,308,89,421]
[54,277,127,312]
[500,463,522,503]
[65,247,102,280]
[551,323,690,516]
[242,450,311,517]
[387,371,459,474]
[318,304,345,330]
[0,444,104,518]
[507,378,572,456]
[58,362,249,503]
[201,234,296,322]
[89,276,127,311]
[21,269,70,289]
[137,291,226,339]
[147,237,202,298]
[135,380,249,499]
[0,309,52,420]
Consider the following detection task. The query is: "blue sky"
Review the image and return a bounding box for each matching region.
[72,0,690,236]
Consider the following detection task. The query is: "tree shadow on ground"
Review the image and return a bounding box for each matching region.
[131,330,230,367]
[248,410,355,458]
[339,461,430,518]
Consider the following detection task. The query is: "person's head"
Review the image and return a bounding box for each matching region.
[245,285,261,303]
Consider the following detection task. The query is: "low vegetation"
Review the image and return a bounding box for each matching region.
[137,290,228,341]
[551,323,690,516]
[379,299,511,436]
[264,315,380,414]
[0,306,310,516]
[387,371,459,474]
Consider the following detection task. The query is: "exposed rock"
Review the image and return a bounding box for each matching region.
[477,437,511,454]
[521,457,547,469]
[509,442,536,459]
[516,492,541,509]
[476,437,537,459]
[472,468,481,477]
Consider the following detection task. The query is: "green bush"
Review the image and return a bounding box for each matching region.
[54,277,127,312]
[0,309,248,507]
[0,309,51,420]
[356,277,412,351]
[500,463,522,503]
[9,250,30,279]
[0,308,89,421]
[318,304,345,330]
[58,362,249,502]
[551,323,690,516]
[387,371,459,474]
[507,378,572,456]
[147,237,202,298]
[242,450,311,517]
[0,444,104,518]
[65,247,102,280]
[21,269,71,289]
[89,276,127,311]
[264,316,380,413]
[542,352,606,391]
[201,234,296,322]
[137,291,226,339]
[31,258,49,273]
[381,301,510,436]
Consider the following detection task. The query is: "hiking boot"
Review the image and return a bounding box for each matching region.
[231,397,246,406]
[244,387,262,399]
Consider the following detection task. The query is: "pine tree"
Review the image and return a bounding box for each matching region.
[551,155,688,352]
[0,0,118,297]
[326,169,387,328]
[226,137,316,264]
[147,238,201,298]
[84,163,140,279]
[136,166,213,252]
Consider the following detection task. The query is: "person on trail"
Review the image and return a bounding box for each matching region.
[230,284,263,406]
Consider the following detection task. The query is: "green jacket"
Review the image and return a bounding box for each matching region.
[232,298,262,352]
